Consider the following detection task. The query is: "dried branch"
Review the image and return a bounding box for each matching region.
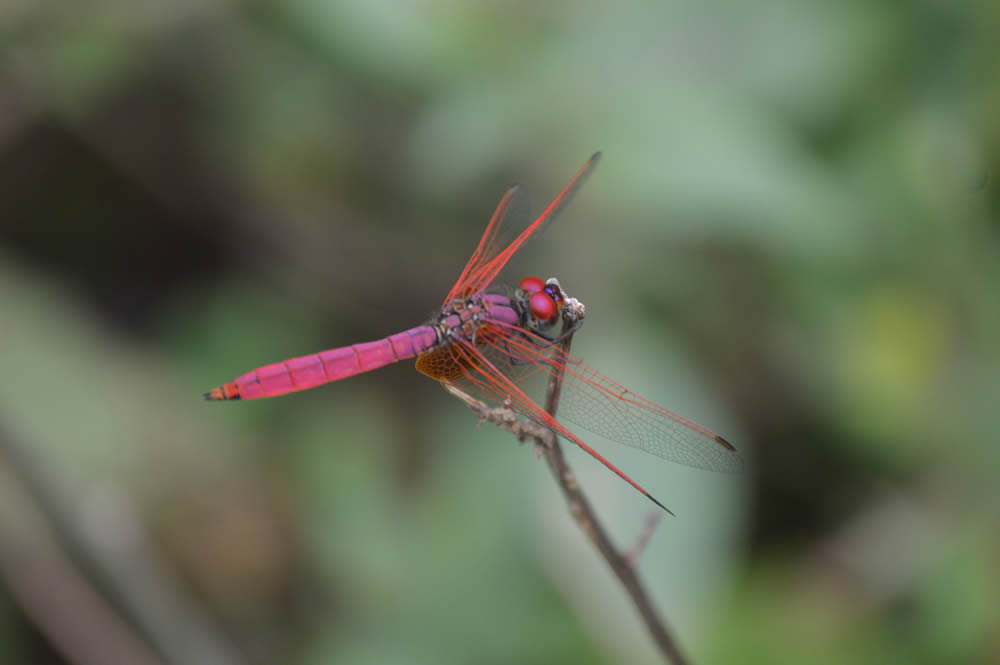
[626,511,664,566]
[447,299,692,665]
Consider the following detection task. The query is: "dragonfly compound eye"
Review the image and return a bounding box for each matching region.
[518,276,545,294]
[529,291,559,323]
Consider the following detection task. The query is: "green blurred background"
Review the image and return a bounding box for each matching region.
[1,1,998,664]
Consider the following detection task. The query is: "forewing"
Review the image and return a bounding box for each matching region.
[444,153,602,304]
[443,185,522,305]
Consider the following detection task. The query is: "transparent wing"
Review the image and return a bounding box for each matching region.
[444,153,601,305]
[436,321,743,473]
[417,330,673,511]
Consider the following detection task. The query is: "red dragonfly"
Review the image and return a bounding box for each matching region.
[205,153,742,511]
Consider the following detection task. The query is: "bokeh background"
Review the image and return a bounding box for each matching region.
[2,1,998,664]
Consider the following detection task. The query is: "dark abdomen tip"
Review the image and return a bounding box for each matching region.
[203,384,240,401]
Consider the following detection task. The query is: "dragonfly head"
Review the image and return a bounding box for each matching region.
[516,276,565,331]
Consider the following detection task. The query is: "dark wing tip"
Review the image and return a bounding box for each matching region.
[203,387,240,401]
[712,434,745,473]
[590,151,602,162]
[647,492,676,517]
[714,434,737,451]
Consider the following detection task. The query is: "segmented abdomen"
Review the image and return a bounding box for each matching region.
[204,326,438,400]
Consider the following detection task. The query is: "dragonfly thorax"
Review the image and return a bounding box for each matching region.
[430,292,521,345]
[429,276,567,348]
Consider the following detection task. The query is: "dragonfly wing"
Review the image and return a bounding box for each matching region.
[434,333,672,511]
[445,153,602,303]
[554,358,744,472]
[443,184,522,305]
[418,334,544,419]
[469,322,744,473]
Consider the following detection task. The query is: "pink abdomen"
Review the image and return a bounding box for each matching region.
[205,326,438,400]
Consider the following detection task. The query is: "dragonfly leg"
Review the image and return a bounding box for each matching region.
[488,329,548,368]
[506,323,585,368]
[530,315,586,344]
[549,316,585,343]
[500,334,531,366]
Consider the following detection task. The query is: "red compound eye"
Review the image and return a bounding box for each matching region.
[519,276,545,294]
[529,291,558,322]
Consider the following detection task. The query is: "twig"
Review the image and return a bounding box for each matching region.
[625,511,664,566]
[447,299,692,665]
[442,388,557,449]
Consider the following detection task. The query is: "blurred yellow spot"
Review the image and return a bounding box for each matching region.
[835,289,950,460]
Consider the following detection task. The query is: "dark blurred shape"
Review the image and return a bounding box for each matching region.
[0,83,234,334]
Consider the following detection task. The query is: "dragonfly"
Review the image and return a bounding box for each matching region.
[205,153,743,511]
